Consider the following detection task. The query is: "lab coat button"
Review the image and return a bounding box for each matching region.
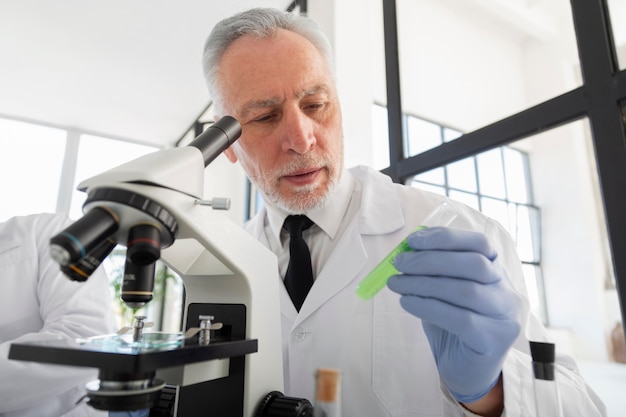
[294,327,307,342]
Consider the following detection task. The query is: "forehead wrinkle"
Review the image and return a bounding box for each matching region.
[297,84,330,99]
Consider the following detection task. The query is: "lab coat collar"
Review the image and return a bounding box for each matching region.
[350,165,406,235]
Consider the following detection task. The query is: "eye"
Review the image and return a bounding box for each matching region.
[304,102,325,112]
[252,113,278,123]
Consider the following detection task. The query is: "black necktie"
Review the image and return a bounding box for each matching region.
[283,215,314,312]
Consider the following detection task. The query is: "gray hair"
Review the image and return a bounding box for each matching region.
[202,7,334,114]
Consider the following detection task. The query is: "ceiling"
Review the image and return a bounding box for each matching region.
[0,0,291,147]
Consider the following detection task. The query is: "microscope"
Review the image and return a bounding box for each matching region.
[8,116,313,416]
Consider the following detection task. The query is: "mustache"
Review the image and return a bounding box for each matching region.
[273,154,327,178]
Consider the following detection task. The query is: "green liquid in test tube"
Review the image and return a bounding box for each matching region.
[355,202,458,300]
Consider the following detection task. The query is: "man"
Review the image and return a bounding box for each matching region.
[0,213,117,416]
[202,7,606,417]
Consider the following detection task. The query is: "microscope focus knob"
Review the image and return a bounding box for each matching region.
[255,391,313,417]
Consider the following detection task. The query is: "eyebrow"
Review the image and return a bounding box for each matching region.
[238,98,281,120]
[237,84,331,120]
[296,84,330,99]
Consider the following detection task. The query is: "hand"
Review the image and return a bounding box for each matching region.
[387,227,522,403]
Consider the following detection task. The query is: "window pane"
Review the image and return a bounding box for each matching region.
[448,190,479,211]
[443,127,462,143]
[446,157,477,192]
[71,135,158,218]
[480,197,511,235]
[514,204,541,263]
[408,180,445,197]
[607,0,626,70]
[405,116,442,157]
[503,147,530,203]
[0,118,66,222]
[476,148,505,198]
[371,104,390,170]
[522,264,547,324]
[413,166,445,186]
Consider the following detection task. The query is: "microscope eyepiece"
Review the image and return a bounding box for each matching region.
[50,207,119,266]
[188,115,242,167]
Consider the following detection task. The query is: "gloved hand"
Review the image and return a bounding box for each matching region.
[386,227,522,403]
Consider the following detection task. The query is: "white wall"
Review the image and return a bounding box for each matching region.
[308,0,378,169]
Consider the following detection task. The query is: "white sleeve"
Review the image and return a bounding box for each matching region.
[0,214,117,415]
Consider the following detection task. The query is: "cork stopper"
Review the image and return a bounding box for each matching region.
[315,368,341,402]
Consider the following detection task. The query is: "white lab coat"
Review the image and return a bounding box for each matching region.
[245,166,606,416]
[0,213,117,417]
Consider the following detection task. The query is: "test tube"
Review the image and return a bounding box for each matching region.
[355,202,458,300]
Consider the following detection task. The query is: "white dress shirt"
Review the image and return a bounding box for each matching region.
[264,171,358,281]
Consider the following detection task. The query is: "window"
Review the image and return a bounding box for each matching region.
[70,134,158,219]
[0,115,182,332]
[0,118,67,222]
[373,107,547,322]
[371,104,391,171]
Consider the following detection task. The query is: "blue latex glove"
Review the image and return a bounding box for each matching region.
[109,410,150,417]
[386,227,522,403]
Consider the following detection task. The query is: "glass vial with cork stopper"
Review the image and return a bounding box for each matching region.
[314,368,341,417]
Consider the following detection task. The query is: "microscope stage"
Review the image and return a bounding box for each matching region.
[8,335,258,374]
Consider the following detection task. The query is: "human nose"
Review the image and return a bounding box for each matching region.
[281,109,316,154]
